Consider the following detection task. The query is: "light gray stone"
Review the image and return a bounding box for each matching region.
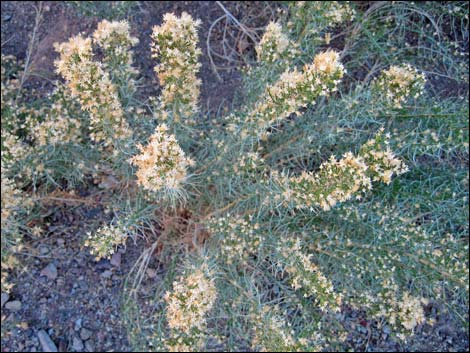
[37,329,58,352]
[5,300,21,311]
[40,263,58,281]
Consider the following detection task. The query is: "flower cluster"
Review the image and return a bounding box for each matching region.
[322,1,356,25]
[129,124,194,194]
[250,304,324,352]
[279,152,371,211]
[397,292,427,331]
[1,177,22,231]
[277,238,341,312]
[54,34,131,149]
[206,214,264,264]
[1,129,30,172]
[151,12,202,123]
[256,21,297,64]
[164,264,217,333]
[93,19,139,60]
[371,281,428,336]
[84,223,128,261]
[372,64,426,109]
[245,50,344,138]
[279,129,407,211]
[292,1,355,27]
[93,20,139,95]
[28,88,82,147]
[251,308,300,352]
[359,128,409,184]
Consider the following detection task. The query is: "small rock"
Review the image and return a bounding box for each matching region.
[94,259,111,270]
[382,325,391,334]
[40,263,58,281]
[74,318,82,331]
[146,268,156,279]
[1,292,9,307]
[98,175,119,189]
[110,252,121,267]
[80,328,92,341]
[84,340,94,352]
[72,336,84,351]
[56,238,65,246]
[37,329,58,352]
[5,300,22,311]
[58,338,67,352]
[100,270,113,279]
[39,246,49,255]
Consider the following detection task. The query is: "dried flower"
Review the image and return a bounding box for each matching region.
[130,124,194,194]
[151,12,202,123]
[373,64,426,109]
[256,21,297,64]
[93,20,139,96]
[54,34,131,150]
[245,50,344,138]
[84,223,128,261]
[164,264,217,334]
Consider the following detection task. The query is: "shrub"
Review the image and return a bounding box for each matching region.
[2,3,468,352]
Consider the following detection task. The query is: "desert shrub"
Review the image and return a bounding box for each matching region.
[1,2,468,352]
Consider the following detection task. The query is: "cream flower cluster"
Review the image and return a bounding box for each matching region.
[251,308,299,352]
[93,19,139,57]
[373,64,426,109]
[164,264,217,334]
[84,223,128,261]
[280,152,371,212]
[246,50,344,138]
[293,1,355,27]
[129,124,194,193]
[151,12,202,123]
[93,20,139,92]
[28,88,82,146]
[397,292,427,331]
[251,304,325,352]
[54,34,131,149]
[206,214,264,264]
[372,281,427,335]
[256,21,297,64]
[1,177,21,230]
[1,129,30,171]
[280,129,407,211]
[323,1,356,25]
[278,238,341,312]
[359,128,409,184]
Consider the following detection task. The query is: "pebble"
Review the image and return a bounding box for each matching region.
[146,268,157,279]
[110,252,121,267]
[1,292,9,307]
[80,328,92,341]
[56,238,65,246]
[74,318,82,331]
[37,329,58,352]
[100,270,113,279]
[39,246,49,255]
[94,259,111,270]
[72,336,84,351]
[40,263,58,281]
[5,300,22,311]
[84,340,94,352]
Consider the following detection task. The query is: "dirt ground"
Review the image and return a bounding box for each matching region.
[1,1,469,352]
